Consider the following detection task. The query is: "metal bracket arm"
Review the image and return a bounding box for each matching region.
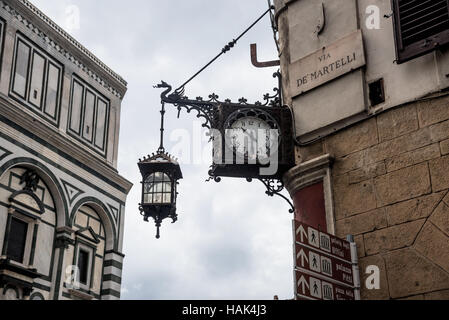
[154,75,283,129]
[255,178,294,213]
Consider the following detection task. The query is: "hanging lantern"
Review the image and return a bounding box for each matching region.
[138,102,183,239]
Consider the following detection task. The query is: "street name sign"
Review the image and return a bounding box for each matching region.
[289,29,366,96]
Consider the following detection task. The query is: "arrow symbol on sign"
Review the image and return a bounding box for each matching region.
[296,225,308,243]
[297,276,309,294]
[297,249,309,267]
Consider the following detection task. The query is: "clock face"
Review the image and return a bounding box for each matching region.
[224,109,280,162]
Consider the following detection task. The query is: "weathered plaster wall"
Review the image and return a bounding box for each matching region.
[275,0,449,141]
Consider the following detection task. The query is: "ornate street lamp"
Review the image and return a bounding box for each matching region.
[138,102,182,239]
[138,6,295,238]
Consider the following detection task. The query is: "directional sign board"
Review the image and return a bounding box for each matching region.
[293,220,356,300]
[294,243,354,286]
[295,271,356,300]
[294,220,351,261]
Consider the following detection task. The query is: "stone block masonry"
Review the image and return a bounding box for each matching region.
[326,95,449,300]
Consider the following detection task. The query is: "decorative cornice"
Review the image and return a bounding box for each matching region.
[0,257,41,280]
[0,95,134,195]
[55,227,75,249]
[68,288,94,300]
[55,235,75,249]
[1,0,127,99]
[76,226,101,244]
[283,154,334,196]
[104,250,125,259]
[56,226,75,235]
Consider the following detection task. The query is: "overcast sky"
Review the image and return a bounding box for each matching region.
[31,0,294,300]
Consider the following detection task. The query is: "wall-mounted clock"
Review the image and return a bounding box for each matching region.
[224,108,280,163]
[210,104,295,180]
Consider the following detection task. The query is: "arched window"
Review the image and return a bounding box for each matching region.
[0,167,56,300]
[143,172,172,204]
[69,205,106,298]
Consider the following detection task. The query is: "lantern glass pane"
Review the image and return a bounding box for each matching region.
[143,172,173,204]
[163,182,171,193]
[163,193,172,203]
[154,193,163,204]
[151,182,162,193]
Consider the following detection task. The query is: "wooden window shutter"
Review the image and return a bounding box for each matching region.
[392,0,449,64]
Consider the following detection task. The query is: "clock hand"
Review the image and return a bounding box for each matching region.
[245,128,256,141]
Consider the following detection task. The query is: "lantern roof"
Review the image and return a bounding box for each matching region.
[138,150,183,180]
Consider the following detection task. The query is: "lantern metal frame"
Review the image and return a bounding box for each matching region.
[138,102,183,239]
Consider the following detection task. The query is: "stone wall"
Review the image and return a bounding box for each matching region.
[320,95,449,300]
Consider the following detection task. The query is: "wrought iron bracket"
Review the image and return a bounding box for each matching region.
[205,169,294,214]
[251,178,294,214]
[154,81,217,129]
[154,71,283,129]
[154,71,292,213]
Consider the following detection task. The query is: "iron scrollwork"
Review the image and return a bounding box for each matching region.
[205,173,294,214]
[250,178,294,214]
[154,71,294,213]
[154,81,218,129]
[154,71,283,129]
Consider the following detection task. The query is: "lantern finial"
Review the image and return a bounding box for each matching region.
[156,224,161,239]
